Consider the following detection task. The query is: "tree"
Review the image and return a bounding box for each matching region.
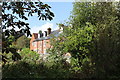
[48,2,120,78]
[90,2,120,78]
[2,1,54,62]
[15,35,30,49]
[69,2,120,78]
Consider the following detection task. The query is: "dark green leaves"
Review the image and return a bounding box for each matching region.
[2,2,54,37]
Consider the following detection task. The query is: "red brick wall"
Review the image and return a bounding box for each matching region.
[37,41,43,53]
[30,33,38,50]
[43,39,51,53]
[30,33,52,54]
[37,39,51,54]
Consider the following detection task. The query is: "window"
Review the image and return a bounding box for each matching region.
[40,41,42,47]
[44,41,46,47]
[32,42,37,47]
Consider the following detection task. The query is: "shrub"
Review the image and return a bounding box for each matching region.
[19,48,39,63]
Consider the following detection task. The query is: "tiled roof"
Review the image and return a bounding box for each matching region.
[33,29,61,42]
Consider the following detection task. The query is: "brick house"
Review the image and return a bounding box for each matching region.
[30,27,63,54]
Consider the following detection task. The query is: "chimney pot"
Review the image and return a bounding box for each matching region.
[44,31,47,37]
[47,28,51,35]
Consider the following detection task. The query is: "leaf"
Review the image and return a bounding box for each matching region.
[27,30,31,37]
[22,16,28,20]
[38,10,41,16]
[48,16,53,21]
[39,16,41,20]
[50,12,54,17]
[35,2,38,4]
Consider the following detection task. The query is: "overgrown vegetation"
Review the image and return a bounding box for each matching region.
[2,48,72,78]
[2,2,120,79]
[48,2,120,78]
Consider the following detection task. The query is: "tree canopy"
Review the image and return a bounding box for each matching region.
[48,2,120,78]
[15,35,30,49]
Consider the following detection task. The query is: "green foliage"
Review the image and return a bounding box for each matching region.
[1,52,13,63]
[44,53,63,68]
[2,2,120,79]
[48,22,95,69]
[2,50,72,78]
[48,2,120,78]
[70,2,94,27]
[64,22,95,54]
[1,48,38,64]
[2,60,72,78]
[16,35,30,49]
[68,2,120,78]
[19,48,39,63]
[3,61,40,78]
[2,35,15,53]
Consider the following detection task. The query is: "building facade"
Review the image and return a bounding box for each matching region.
[30,28,62,54]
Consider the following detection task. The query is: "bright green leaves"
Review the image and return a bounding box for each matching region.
[64,22,95,53]
[19,48,39,62]
[47,2,120,78]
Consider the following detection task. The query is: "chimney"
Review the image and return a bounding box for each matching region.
[38,30,42,38]
[40,33,42,38]
[44,31,47,37]
[47,28,51,35]
[33,33,38,39]
[41,33,43,37]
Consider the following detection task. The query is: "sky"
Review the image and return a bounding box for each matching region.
[27,2,73,33]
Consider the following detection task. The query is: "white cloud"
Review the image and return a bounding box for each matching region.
[30,22,55,34]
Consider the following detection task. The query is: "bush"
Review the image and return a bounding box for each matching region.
[19,48,39,63]
[2,53,72,78]
[3,48,95,78]
[42,53,72,78]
